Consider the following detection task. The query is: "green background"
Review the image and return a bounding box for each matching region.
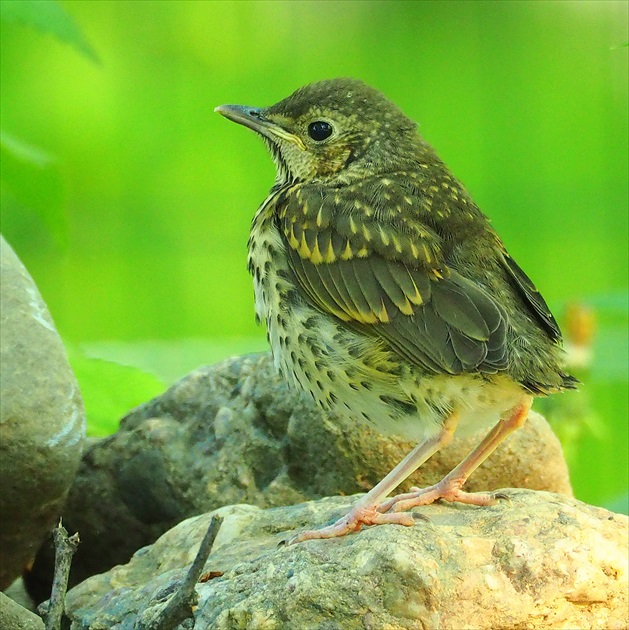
[1,1,627,512]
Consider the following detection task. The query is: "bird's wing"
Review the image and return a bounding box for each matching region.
[277,180,508,375]
[500,252,562,342]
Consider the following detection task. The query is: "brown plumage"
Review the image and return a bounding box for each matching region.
[216,78,576,542]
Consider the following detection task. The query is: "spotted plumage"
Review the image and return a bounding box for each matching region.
[217,78,576,542]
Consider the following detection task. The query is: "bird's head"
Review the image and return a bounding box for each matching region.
[215,78,420,186]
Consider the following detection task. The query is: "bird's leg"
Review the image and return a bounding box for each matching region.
[286,412,460,544]
[380,396,533,513]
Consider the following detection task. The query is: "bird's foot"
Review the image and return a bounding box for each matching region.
[379,479,506,513]
[284,501,416,545]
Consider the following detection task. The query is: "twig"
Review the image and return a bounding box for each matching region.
[41,520,80,630]
[143,514,223,630]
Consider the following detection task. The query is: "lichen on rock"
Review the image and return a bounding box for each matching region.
[65,490,628,629]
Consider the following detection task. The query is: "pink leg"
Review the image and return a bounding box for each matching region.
[286,413,460,544]
[380,396,532,513]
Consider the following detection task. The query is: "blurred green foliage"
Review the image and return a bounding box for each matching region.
[1,1,627,512]
[66,344,165,437]
[0,0,97,60]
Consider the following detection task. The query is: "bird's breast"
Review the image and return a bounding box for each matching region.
[248,196,296,373]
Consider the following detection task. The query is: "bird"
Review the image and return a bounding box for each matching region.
[215,78,576,543]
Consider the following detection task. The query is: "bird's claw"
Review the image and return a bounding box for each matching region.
[491,491,511,505]
[282,502,417,544]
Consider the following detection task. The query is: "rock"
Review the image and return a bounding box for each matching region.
[0,593,44,630]
[28,353,571,597]
[0,236,85,590]
[65,490,628,629]
[3,578,37,613]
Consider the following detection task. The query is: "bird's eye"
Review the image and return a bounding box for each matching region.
[307,121,333,141]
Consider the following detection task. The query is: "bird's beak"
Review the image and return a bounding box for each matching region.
[214,104,306,150]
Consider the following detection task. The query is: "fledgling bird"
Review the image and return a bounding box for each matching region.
[216,78,576,543]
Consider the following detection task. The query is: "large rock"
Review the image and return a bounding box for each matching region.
[28,353,571,596]
[65,490,628,629]
[0,236,85,590]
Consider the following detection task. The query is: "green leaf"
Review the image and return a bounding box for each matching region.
[66,347,166,437]
[0,0,98,62]
[0,130,67,247]
[0,130,54,167]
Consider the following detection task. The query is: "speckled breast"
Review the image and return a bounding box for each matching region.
[247,190,438,440]
[247,192,297,376]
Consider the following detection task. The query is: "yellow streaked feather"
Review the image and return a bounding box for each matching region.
[298,232,311,258]
[309,238,323,264]
[352,310,378,324]
[316,205,324,227]
[422,244,432,263]
[399,298,414,316]
[378,227,390,246]
[407,279,423,305]
[323,240,336,263]
[331,307,352,322]
[341,240,353,260]
[288,227,300,249]
[376,302,390,323]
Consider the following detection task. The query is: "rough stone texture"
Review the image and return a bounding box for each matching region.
[0,236,85,590]
[3,578,37,612]
[65,490,628,629]
[28,353,571,598]
[0,593,44,630]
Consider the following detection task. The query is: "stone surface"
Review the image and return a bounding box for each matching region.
[0,236,85,590]
[65,490,628,629]
[28,353,571,597]
[0,593,44,630]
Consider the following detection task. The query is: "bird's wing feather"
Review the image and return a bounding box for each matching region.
[500,253,562,342]
[278,180,508,375]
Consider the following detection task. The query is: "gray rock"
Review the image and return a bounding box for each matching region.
[30,353,571,594]
[0,593,44,630]
[0,236,85,590]
[65,490,628,629]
